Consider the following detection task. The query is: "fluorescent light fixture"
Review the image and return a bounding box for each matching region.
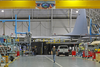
[76,11,78,13]
[1,10,4,12]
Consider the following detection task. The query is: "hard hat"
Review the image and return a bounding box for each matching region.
[53,46,55,47]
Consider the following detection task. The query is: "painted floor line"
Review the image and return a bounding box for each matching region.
[4,56,20,67]
[8,56,20,65]
[45,56,63,67]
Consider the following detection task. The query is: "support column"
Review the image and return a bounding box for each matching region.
[28,15,30,32]
[68,9,70,33]
[32,9,33,19]
[0,54,1,66]
[40,22,41,36]
[70,9,72,32]
[51,9,53,35]
[12,9,14,19]
[15,15,17,39]
[3,22,5,35]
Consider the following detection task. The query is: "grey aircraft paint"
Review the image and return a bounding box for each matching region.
[67,9,88,35]
[11,9,88,39]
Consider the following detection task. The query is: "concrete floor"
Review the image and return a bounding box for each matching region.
[9,55,100,67]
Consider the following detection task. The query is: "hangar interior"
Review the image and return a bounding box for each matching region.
[0,1,100,67]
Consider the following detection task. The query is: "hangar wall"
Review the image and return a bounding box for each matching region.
[0,19,76,36]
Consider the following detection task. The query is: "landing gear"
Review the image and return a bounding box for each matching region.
[65,53,69,56]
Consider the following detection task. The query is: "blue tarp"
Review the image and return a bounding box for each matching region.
[0,38,4,43]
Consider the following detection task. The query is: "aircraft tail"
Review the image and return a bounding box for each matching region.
[67,9,88,35]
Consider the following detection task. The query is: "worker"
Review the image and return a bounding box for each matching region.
[32,47,35,56]
[21,46,24,56]
[51,46,57,63]
[34,46,37,56]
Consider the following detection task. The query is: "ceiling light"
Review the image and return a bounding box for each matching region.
[76,11,78,13]
[1,10,4,12]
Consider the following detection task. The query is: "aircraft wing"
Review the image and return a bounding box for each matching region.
[11,36,70,39]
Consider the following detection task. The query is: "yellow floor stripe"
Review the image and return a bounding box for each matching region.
[4,56,20,67]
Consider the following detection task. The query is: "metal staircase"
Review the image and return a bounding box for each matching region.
[0,39,8,64]
[90,23,100,34]
[0,47,7,56]
[92,25,98,34]
[0,46,8,64]
[0,54,5,65]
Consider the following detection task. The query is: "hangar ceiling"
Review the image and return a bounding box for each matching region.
[0,9,99,19]
[0,9,79,19]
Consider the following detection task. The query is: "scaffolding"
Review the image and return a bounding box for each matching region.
[0,15,31,66]
[90,19,100,35]
[0,14,30,38]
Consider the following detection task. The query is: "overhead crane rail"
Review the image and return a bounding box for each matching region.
[0,1,100,9]
[0,0,100,1]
